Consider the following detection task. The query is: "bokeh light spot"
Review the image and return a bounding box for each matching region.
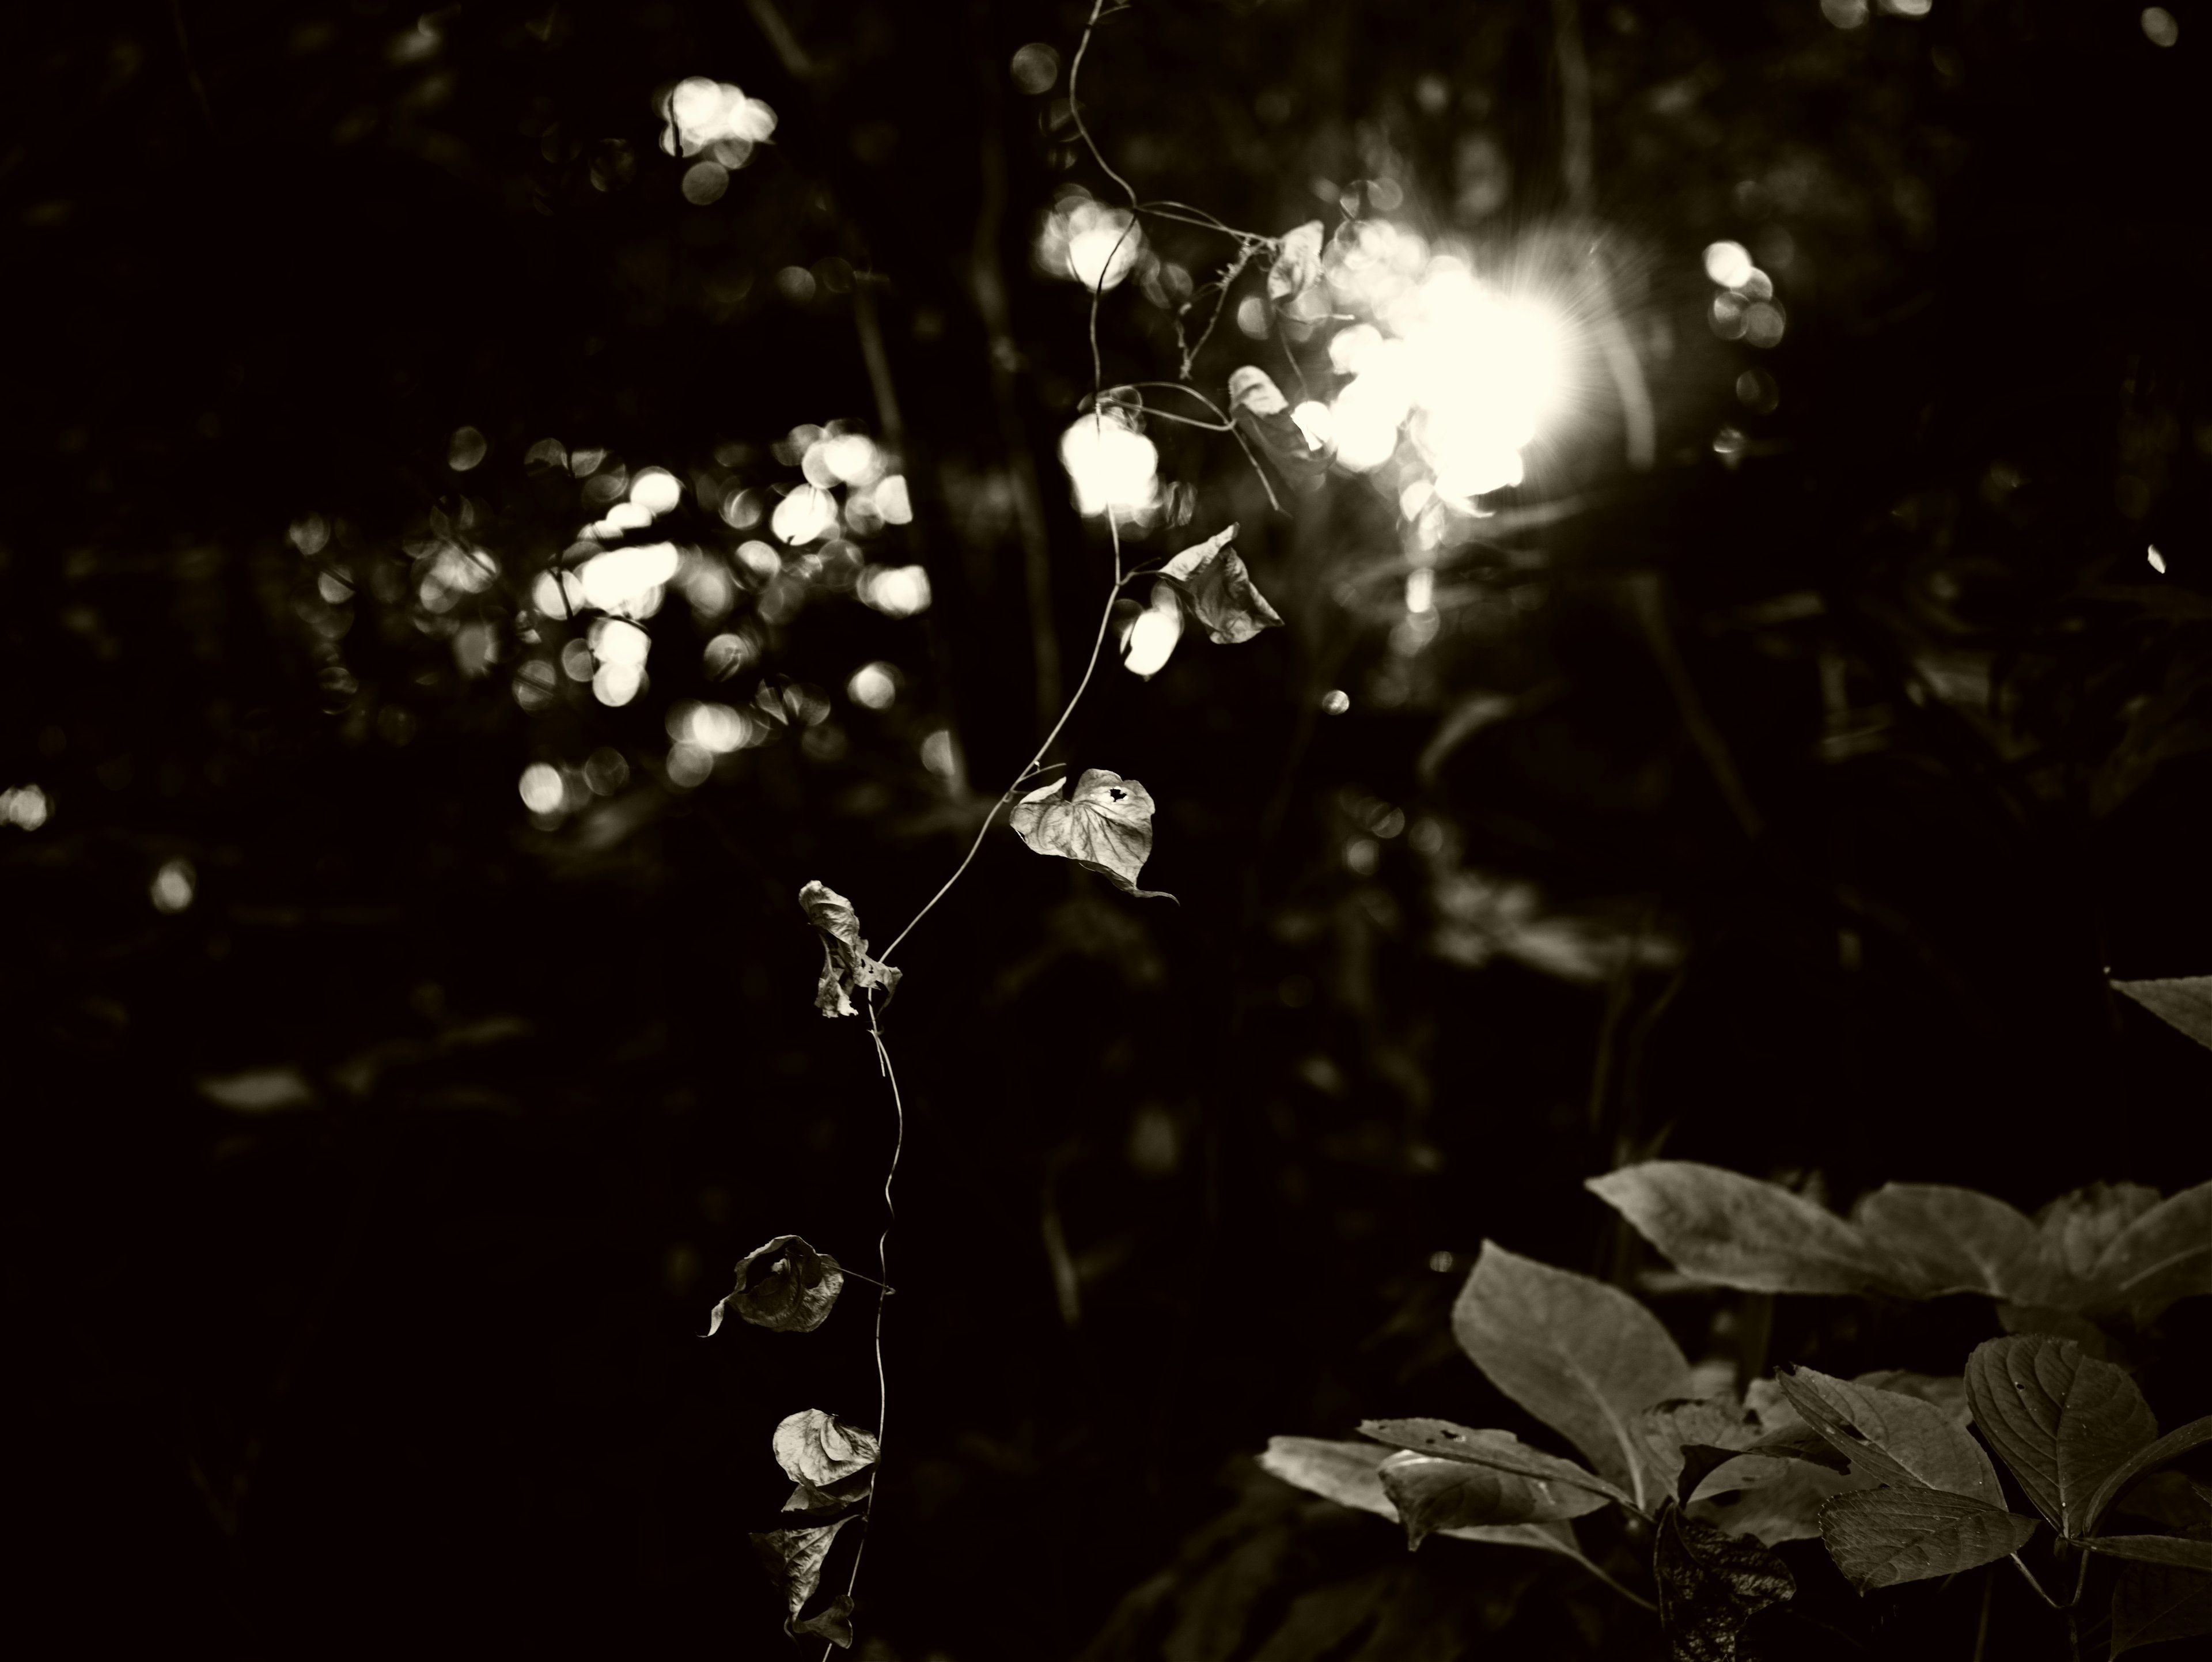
[858,565,931,617]
[2142,7,2179,46]
[847,662,897,709]
[1321,690,1351,714]
[1703,241,1754,288]
[2,783,52,829]
[1059,414,1159,518]
[682,162,729,205]
[630,468,681,514]
[151,857,197,914]
[519,762,565,813]
[1010,42,1060,94]
[448,426,488,472]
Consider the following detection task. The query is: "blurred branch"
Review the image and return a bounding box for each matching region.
[1549,0,1593,214]
[1628,573,1764,839]
[169,0,214,130]
[743,0,817,82]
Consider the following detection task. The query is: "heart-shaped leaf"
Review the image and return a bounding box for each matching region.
[749,1517,850,1629]
[1158,524,1285,645]
[1451,1241,1694,1501]
[1774,1366,2005,1505]
[1266,220,1324,301]
[707,1235,845,1335]
[1358,1419,1637,1509]
[1815,1488,2038,1592]
[1376,1450,1606,1549]
[1010,769,1175,901]
[772,1409,880,1488]
[1964,1334,2157,1536]
[1225,369,1328,490]
[798,881,902,1019]
[1653,1502,1795,1657]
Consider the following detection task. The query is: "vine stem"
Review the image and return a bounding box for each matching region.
[1565,1547,1657,1615]
[877,529,1134,964]
[822,1000,903,1662]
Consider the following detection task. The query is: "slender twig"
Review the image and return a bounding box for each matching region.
[1971,1568,1993,1662]
[1564,1547,1658,1615]
[1628,572,1763,839]
[2008,1552,2063,1610]
[1068,0,1139,208]
[1095,400,1234,433]
[169,0,214,128]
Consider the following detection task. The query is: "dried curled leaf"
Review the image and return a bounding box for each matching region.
[1226,368,1328,489]
[1266,219,1324,300]
[773,1409,881,1487]
[1654,1502,1796,1657]
[707,1234,844,1336]
[1159,524,1285,646]
[798,881,901,1019]
[1010,769,1176,902]
[749,1517,849,1633]
[790,1593,855,1648]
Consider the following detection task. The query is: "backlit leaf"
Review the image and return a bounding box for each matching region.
[1010,769,1175,901]
[707,1234,844,1335]
[1375,1451,1605,1549]
[1774,1366,2004,1505]
[1815,1488,2037,1592]
[2112,975,2212,1053]
[1266,220,1324,300]
[1358,1418,1636,1508]
[1653,1502,1795,1658]
[1451,1241,1695,1499]
[772,1409,880,1488]
[1158,523,1285,645]
[798,881,902,1019]
[1588,1162,1912,1296]
[1226,368,1328,489]
[1963,1334,2157,1536]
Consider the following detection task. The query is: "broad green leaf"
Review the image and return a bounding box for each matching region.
[2095,1182,2212,1324]
[1451,1241,1694,1500]
[2084,1535,2212,1571]
[1158,523,1286,645]
[772,1409,880,1488]
[1010,770,1176,902]
[749,1517,850,1629]
[2112,1527,2212,1656]
[798,881,901,1019]
[1266,221,1324,300]
[1964,1334,2157,1536]
[1653,1502,1794,1657]
[1586,1162,1911,1297]
[1256,1436,1584,1556]
[1849,1184,2038,1299]
[2087,1418,2212,1536]
[1358,1418,1636,1508]
[2113,975,2212,1053]
[1774,1366,2004,1506]
[789,1593,855,1647]
[1225,369,1328,490]
[708,1234,845,1336]
[1815,1488,2038,1592]
[1375,1451,1605,1549]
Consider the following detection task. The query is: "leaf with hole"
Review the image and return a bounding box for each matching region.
[1774,1366,2004,1505]
[1587,1161,1913,1297]
[1653,1502,1795,1659]
[707,1234,845,1335]
[1963,1334,2157,1536]
[1010,769,1175,901]
[1158,523,1285,645]
[798,881,901,1019]
[1358,1419,1636,1509]
[1374,1450,1605,1549]
[1451,1240,1694,1500]
[1814,1487,2038,1592]
[772,1409,880,1489]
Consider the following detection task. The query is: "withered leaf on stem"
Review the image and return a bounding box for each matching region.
[773,1407,881,1487]
[1159,522,1287,643]
[707,1235,845,1335]
[1225,368,1329,490]
[1011,769,1176,902]
[749,1517,850,1631]
[798,880,901,1019]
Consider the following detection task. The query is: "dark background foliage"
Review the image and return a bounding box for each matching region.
[6,0,2209,1657]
